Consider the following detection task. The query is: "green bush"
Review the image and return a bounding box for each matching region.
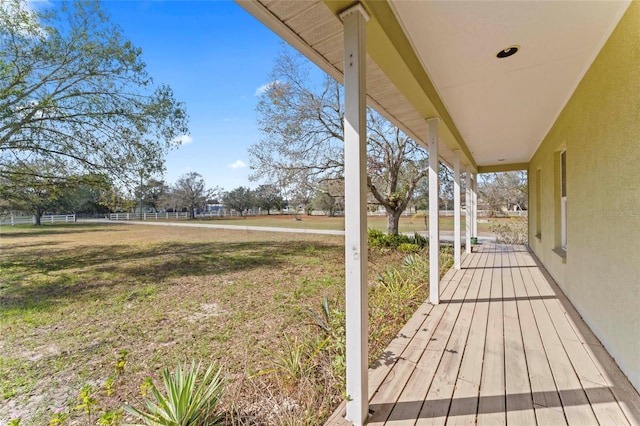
[410,232,428,249]
[367,229,428,250]
[397,243,420,253]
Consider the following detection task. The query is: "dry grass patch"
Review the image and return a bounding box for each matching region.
[185,213,497,234]
[0,223,449,425]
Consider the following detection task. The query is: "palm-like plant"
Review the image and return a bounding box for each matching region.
[124,362,224,426]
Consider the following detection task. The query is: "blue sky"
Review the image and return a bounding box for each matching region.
[99,1,286,191]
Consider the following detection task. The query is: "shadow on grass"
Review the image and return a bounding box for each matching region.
[0,222,125,238]
[1,240,64,250]
[0,239,340,313]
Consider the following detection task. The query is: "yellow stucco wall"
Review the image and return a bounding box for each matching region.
[528,2,640,391]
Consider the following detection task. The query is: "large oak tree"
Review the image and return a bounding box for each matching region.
[249,49,432,234]
[0,0,188,200]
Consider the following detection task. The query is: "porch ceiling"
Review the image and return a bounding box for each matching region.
[236,0,630,172]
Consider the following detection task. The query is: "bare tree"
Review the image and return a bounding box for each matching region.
[479,171,528,217]
[366,112,430,233]
[249,48,430,234]
[173,172,215,219]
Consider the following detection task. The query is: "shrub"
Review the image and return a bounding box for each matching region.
[376,267,423,303]
[491,217,528,244]
[397,243,420,253]
[124,362,224,426]
[402,253,430,283]
[410,232,428,249]
[367,229,428,250]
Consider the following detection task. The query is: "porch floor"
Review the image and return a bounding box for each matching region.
[326,243,640,425]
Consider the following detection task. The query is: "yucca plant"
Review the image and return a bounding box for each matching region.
[124,362,224,426]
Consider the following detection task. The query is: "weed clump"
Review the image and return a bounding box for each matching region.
[491,217,528,244]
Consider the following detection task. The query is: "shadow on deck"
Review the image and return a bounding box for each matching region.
[326,243,640,426]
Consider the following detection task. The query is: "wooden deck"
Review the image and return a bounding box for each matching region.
[326,244,640,425]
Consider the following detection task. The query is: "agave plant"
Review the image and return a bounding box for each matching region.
[124,362,224,426]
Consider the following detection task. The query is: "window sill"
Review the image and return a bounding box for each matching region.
[535,233,542,241]
[552,247,567,264]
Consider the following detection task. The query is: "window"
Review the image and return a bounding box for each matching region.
[535,169,542,238]
[560,150,567,249]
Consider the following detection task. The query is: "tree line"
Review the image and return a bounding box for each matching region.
[0,1,527,228]
[0,170,289,220]
[0,1,186,225]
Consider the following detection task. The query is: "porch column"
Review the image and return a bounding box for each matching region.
[340,4,369,425]
[453,150,461,269]
[428,117,440,304]
[472,173,478,240]
[465,170,472,254]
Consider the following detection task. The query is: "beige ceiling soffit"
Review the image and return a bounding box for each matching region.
[237,1,475,173]
[236,1,427,164]
[478,163,529,174]
[235,0,344,83]
[235,0,404,150]
[330,0,478,172]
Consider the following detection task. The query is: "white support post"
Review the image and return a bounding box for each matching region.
[471,173,478,238]
[341,4,369,425]
[465,171,472,254]
[428,118,440,304]
[453,151,461,269]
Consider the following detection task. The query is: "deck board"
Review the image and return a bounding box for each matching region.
[510,248,567,426]
[477,246,506,426]
[374,254,477,424]
[524,253,630,425]
[413,249,484,426]
[367,257,470,424]
[517,249,599,425]
[503,247,537,426]
[446,246,492,426]
[326,243,640,426]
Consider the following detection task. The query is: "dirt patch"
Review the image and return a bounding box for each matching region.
[0,223,424,425]
[186,302,223,323]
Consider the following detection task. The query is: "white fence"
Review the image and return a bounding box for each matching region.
[0,214,76,225]
[109,212,190,221]
[197,209,275,218]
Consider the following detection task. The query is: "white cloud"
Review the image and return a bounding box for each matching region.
[254,80,281,97]
[228,160,246,170]
[27,0,52,10]
[2,1,48,38]
[176,135,193,145]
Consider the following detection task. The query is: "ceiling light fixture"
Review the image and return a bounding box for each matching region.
[496,45,519,59]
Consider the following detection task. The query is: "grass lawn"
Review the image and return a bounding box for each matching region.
[0,222,442,425]
[192,213,500,234]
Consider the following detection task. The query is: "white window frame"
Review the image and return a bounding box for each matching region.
[560,150,567,250]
